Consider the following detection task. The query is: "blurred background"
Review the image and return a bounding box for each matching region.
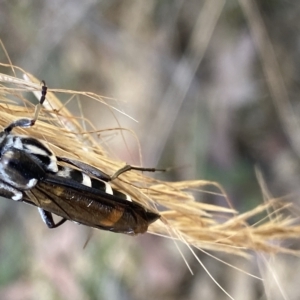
[1,0,300,299]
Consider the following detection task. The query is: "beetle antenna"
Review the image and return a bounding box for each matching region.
[3,81,47,134]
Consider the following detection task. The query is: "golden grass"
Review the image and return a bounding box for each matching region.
[0,63,300,257]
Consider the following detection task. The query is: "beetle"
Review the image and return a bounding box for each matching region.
[0,82,160,235]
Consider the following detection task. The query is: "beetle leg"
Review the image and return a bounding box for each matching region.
[38,208,67,228]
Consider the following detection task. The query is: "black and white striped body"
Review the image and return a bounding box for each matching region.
[56,165,132,202]
[0,132,159,235]
[0,132,132,200]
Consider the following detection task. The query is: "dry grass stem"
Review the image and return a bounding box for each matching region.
[0,65,300,257]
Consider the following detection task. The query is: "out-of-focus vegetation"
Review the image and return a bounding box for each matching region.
[1,1,300,299]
